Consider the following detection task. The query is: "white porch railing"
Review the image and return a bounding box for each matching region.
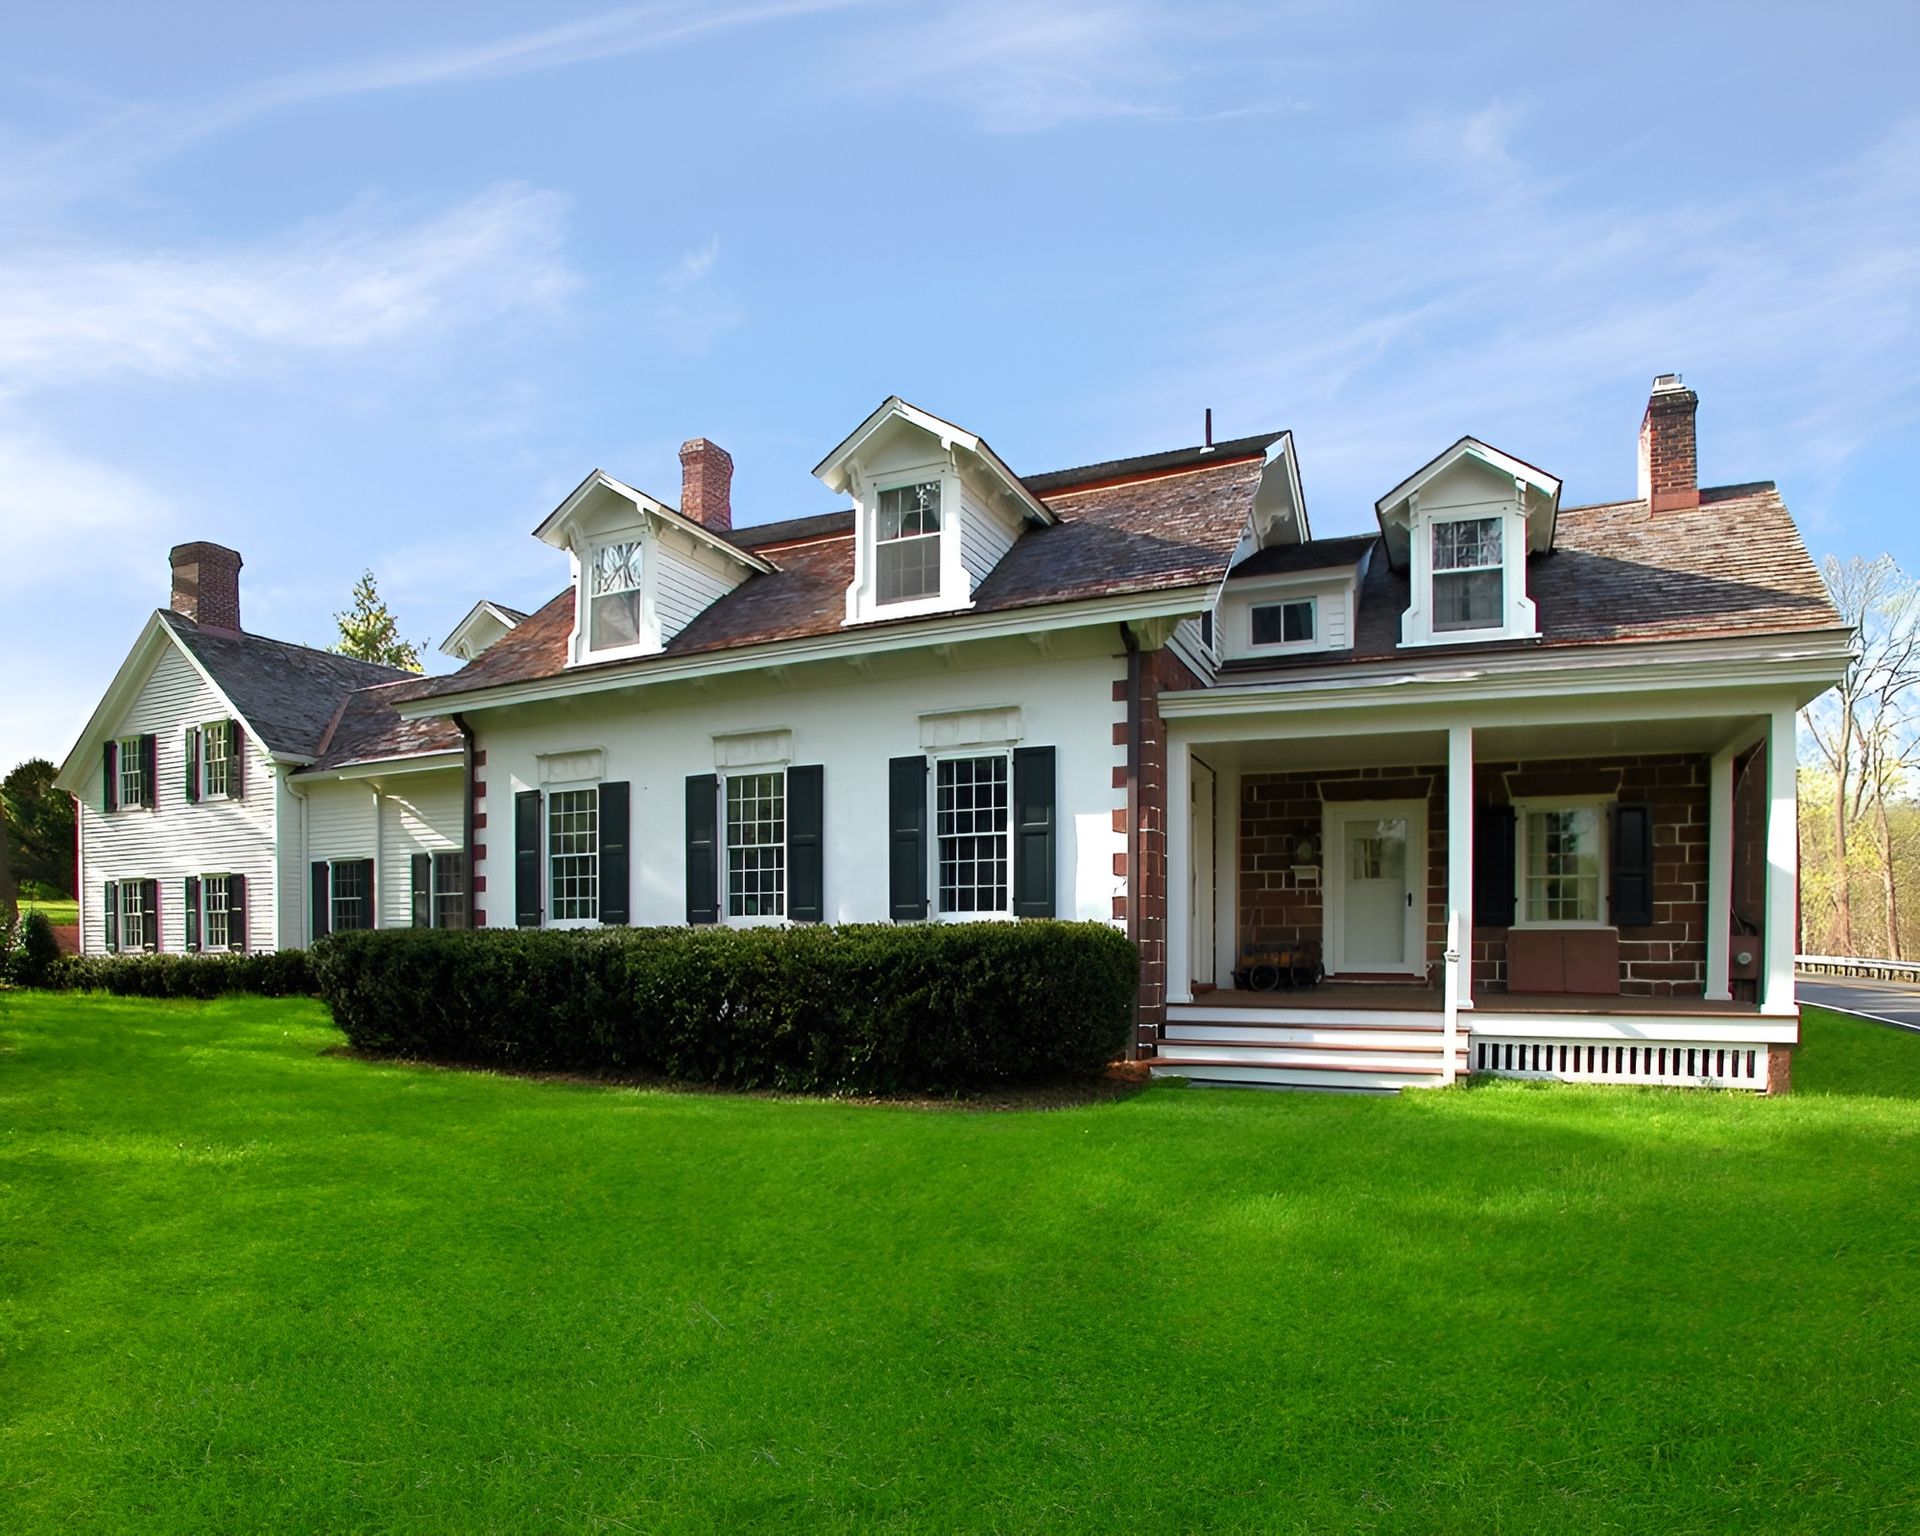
[1797,954,1920,982]
[1440,908,1462,1087]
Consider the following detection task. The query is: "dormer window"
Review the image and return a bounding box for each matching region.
[877,481,942,604]
[1432,517,1503,631]
[589,540,645,651]
[1252,598,1315,646]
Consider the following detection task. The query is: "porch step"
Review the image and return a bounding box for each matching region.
[1150,1059,1440,1092]
[1165,1020,1456,1050]
[1154,1012,1467,1092]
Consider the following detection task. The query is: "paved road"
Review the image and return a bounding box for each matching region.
[1798,976,1920,1033]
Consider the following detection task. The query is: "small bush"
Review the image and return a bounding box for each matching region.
[51,948,315,999]
[313,923,1138,1095]
[13,911,61,988]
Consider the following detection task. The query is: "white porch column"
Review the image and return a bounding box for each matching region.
[1446,722,1474,1013]
[1704,746,1736,1001]
[1214,765,1241,988]
[1166,732,1192,1006]
[1761,704,1799,1017]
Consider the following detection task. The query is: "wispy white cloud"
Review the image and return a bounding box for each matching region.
[0,429,181,595]
[631,237,746,357]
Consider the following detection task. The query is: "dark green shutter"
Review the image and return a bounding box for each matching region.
[515,791,542,927]
[228,874,247,952]
[1011,746,1056,918]
[685,775,718,925]
[104,881,119,952]
[360,859,376,930]
[142,880,159,951]
[139,735,157,808]
[311,861,331,941]
[787,765,824,923]
[184,876,201,952]
[1611,802,1655,927]
[599,782,631,925]
[102,742,118,813]
[229,721,245,799]
[185,728,201,803]
[1473,805,1516,927]
[411,853,432,927]
[888,756,929,921]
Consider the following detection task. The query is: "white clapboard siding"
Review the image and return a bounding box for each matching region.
[377,772,465,928]
[76,642,279,954]
[654,545,737,644]
[959,479,1021,593]
[305,779,377,866]
[273,777,310,949]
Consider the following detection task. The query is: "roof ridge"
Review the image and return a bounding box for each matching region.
[159,608,415,679]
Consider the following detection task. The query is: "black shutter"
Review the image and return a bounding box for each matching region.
[1011,746,1057,919]
[184,876,201,952]
[142,879,159,951]
[103,741,118,813]
[515,791,542,927]
[888,755,929,921]
[787,765,824,923]
[1611,801,1655,927]
[411,853,432,927]
[140,735,157,808]
[228,874,247,952]
[1473,804,1516,928]
[685,775,718,925]
[360,858,377,930]
[230,720,245,799]
[104,881,119,952]
[599,782,631,926]
[185,727,201,804]
[311,861,331,941]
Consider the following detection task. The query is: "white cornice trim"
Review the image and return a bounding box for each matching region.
[293,750,465,783]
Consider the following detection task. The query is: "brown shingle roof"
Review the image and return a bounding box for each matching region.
[417,448,1273,700]
[306,676,465,771]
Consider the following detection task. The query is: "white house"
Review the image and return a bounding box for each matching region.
[59,377,1851,1091]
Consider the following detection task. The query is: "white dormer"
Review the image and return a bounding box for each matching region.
[813,397,1056,626]
[1374,437,1560,649]
[440,600,527,662]
[534,468,773,667]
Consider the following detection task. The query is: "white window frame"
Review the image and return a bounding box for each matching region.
[432,851,469,931]
[119,880,149,951]
[1249,596,1317,650]
[874,478,945,607]
[201,720,233,799]
[586,537,647,658]
[932,747,1014,922]
[117,736,146,809]
[1512,796,1613,931]
[723,768,787,925]
[329,858,373,933]
[1429,514,1505,633]
[546,783,601,928]
[202,873,232,951]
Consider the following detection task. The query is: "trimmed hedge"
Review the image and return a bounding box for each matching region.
[313,922,1138,1094]
[51,949,316,999]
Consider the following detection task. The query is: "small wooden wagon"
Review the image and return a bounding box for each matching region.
[1232,940,1324,992]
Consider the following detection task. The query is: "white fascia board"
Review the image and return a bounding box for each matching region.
[1374,436,1562,517]
[294,750,465,783]
[440,600,523,659]
[812,396,1055,525]
[533,469,774,574]
[1228,564,1361,594]
[1254,432,1310,545]
[394,583,1218,719]
[1158,631,1856,722]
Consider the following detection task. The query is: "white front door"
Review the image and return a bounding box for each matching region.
[1325,800,1426,976]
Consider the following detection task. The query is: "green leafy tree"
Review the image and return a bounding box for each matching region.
[332,570,424,672]
[2,758,74,898]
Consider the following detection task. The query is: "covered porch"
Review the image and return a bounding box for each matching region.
[1158,675,1809,1090]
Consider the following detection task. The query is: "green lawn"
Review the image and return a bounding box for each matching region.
[2,998,1916,1534]
[16,899,76,927]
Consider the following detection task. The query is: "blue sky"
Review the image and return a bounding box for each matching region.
[3,1,1917,771]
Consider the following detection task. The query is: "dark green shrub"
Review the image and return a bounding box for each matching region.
[312,923,1138,1095]
[51,948,315,998]
[14,911,60,988]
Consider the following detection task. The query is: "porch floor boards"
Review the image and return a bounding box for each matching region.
[1181,985,1759,1018]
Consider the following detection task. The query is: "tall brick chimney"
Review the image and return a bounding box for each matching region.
[1638,373,1700,512]
[168,542,243,632]
[678,438,733,533]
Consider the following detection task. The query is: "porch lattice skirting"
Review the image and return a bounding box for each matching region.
[1472,1037,1764,1089]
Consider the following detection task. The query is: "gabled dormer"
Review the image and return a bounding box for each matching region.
[535,443,774,668]
[1374,437,1560,649]
[813,398,1057,626]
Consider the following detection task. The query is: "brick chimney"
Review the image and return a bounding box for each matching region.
[678,438,733,533]
[168,542,243,632]
[1638,373,1700,512]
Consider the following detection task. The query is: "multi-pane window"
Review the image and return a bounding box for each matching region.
[726,772,786,918]
[876,481,942,604]
[119,881,149,951]
[1432,517,1504,631]
[203,875,232,951]
[1251,598,1315,646]
[590,540,645,650]
[549,789,600,921]
[937,754,1010,914]
[331,860,370,932]
[1521,807,1605,924]
[118,737,147,808]
[434,852,469,930]
[202,721,233,797]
